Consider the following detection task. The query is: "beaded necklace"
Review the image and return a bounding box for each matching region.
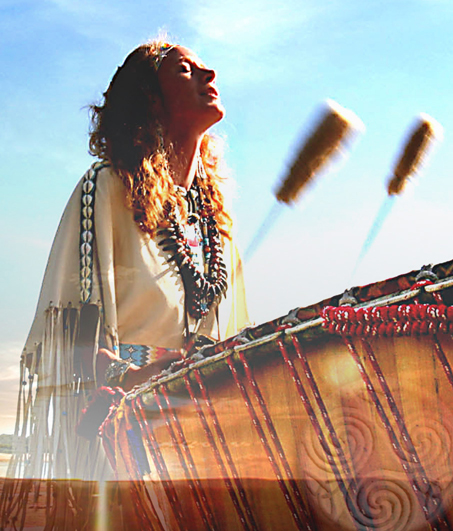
[156,181,228,320]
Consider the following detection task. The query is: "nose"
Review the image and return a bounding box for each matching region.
[201,67,216,83]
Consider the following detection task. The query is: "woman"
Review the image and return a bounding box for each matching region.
[89,40,248,392]
[2,39,248,528]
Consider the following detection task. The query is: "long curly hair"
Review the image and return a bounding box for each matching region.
[88,39,232,238]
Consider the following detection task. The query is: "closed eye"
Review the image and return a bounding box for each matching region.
[179,58,208,75]
[179,61,192,74]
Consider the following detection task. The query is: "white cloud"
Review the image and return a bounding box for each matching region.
[181,0,330,85]
[185,0,314,45]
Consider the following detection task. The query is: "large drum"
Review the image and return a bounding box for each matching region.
[99,260,453,530]
[98,259,453,531]
[8,261,453,531]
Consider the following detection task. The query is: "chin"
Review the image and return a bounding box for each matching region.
[209,103,226,125]
[197,103,226,132]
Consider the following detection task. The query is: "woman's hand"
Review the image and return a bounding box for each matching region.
[123,349,183,391]
[96,347,183,392]
[96,348,119,385]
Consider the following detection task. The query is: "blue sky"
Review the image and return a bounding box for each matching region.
[2,0,453,434]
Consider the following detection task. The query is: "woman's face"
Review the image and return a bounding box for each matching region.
[157,46,225,138]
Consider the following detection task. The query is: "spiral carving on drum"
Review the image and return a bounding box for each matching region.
[302,406,374,476]
[351,478,415,531]
[401,416,453,473]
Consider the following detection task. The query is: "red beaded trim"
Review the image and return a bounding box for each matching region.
[321,304,453,337]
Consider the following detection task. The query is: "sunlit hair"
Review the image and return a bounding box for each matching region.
[88,39,232,238]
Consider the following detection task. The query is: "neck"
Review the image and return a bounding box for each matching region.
[166,135,203,190]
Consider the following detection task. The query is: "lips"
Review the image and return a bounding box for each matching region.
[203,86,219,98]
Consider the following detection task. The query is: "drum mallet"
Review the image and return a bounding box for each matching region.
[244,100,364,263]
[349,113,443,284]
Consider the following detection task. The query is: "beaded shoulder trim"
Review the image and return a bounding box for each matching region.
[79,162,109,303]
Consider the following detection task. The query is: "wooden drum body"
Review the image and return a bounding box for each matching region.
[103,262,453,531]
